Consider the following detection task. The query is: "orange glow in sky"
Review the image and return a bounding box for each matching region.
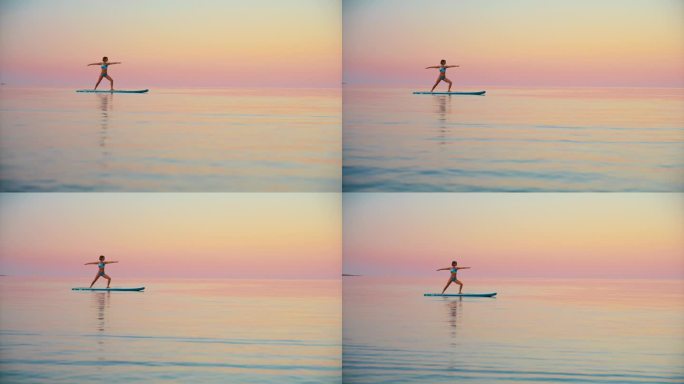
[0,0,341,87]
[343,0,684,87]
[0,193,341,278]
[344,194,684,279]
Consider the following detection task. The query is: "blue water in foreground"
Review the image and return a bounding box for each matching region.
[343,87,684,191]
[0,87,340,192]
[343,277,684,383]
[0,277,341,383]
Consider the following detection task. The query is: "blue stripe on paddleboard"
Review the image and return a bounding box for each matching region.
[413,91,486,95]
[424,292,496,297]
[72,287,145,291]
[76,89,149,93]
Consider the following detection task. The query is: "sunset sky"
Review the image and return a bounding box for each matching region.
[0,193,341,278]
[343,194,684,279]
[3,1,681,88]
[344,0,684,87]
[0,0,340,87]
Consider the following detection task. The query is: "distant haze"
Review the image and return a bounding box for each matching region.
[343,0,684,87]
[343,194,684,279]
[0,0,341,88]
[0,193,341,279]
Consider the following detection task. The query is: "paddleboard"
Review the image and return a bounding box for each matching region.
[76,89,149,94]
[72,287,145,292]
[413,91,486,95]
[424,292,496,297]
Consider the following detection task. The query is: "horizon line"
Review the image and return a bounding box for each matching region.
[0,274,341,281]
[2,84,683,90]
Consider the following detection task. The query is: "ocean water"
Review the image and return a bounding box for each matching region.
[343,87,684,191]
[0,277,341,383]
[343,277,684,383]
[0,87,340,191]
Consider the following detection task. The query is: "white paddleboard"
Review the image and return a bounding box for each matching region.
[76,89,149,94]
[413,91,486,95]
[72,287,145,292]
[424,292,496,297]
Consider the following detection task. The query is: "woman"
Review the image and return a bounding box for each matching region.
[87,57,122,91]
[84,255,118,288]
[437,260,470,294]
[425,59,459,92]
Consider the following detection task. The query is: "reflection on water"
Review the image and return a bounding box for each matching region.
[97,94,112,181]
[444,298,462,343]
[343,87,684,191]
[0,87,340,192]
[434,95,451,146]
[98,93,111,149]
[343,277,684,383]
[0,277,341,383]
[92,292,110,366]
[93,291,109,332]
[444,298,464,375]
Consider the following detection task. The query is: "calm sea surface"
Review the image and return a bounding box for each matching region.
[343,87,684,191]
[0,87,340,191]
[0,277,341,383]
[343,277,684,383]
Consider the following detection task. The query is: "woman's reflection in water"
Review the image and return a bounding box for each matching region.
[443,297,463,372]
[98,93,112,149]
[433,95,452,147]
[444,297,463,342]
[97,94,113,185]
[93,291,110,365]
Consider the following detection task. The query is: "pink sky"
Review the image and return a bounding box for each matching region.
[344,0,684,87]
[343,194,684,279]
[0,193,341,279]
[0,0,340,88]
[3,1,681,88]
